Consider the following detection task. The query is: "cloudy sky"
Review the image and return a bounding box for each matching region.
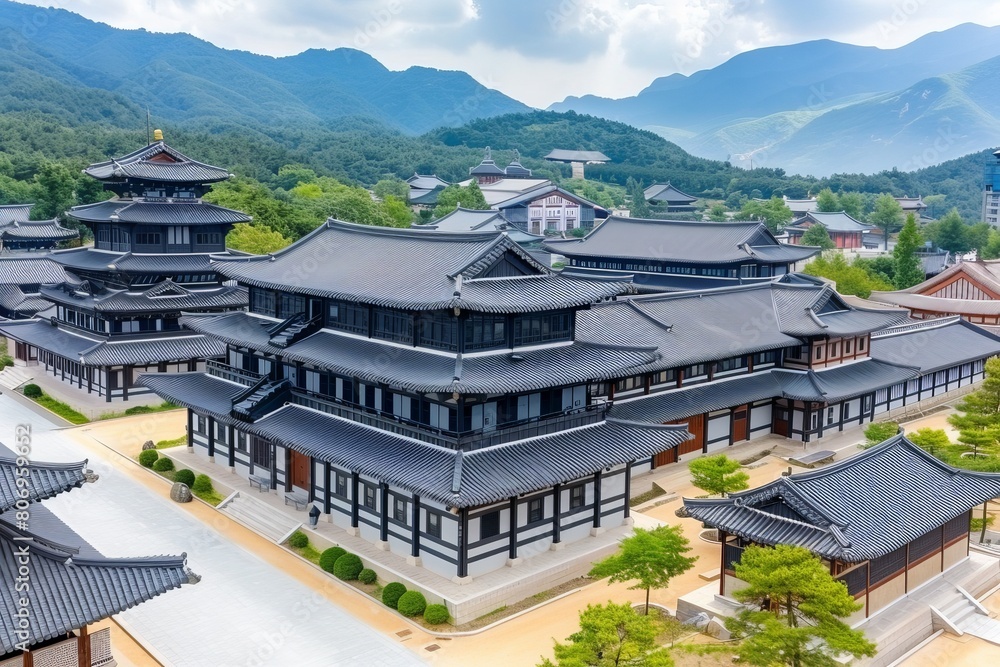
[17,0,1000,107]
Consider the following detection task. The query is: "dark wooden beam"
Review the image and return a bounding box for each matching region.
[508,496,518,559]
[351,472,360,529]
[552,484,562,544]
[411,494,420,558]
[592,471,602,529]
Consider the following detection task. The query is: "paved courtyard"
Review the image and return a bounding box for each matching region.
[0,394,426,667]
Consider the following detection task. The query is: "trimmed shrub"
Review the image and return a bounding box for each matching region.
[381,582,407,609]
[174,469,195,487]
[23,383,42,398]
[319,547,347,573]
[333,553,363,581]
[152,457,174,472]
[0,354,14,368]
[192,474,213,494]
[288,531,309,549]
[396,590,427,617]
[423,604,449,625]
[124,405,155,415]
[358,568,377,585]
[864,421,899,446]
[138,449,159,468]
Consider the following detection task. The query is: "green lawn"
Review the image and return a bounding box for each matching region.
[156,435,187,449]
[31,393,89,424]
[97,401,180,421]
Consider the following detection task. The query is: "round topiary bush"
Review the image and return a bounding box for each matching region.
[288,531,309,549]
[381,582,407,609]
[174,469,195,487]
[22,383,42,398]
[358,568,377,585]
[138,449,159,468]
[396,590,427,617]
[319,547,347,573]
[191,474,213,494]
[333,553,363,581]
[423,604,449,625]
[152,457,174,472]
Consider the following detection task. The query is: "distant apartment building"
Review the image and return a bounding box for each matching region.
[984,149,1000,226]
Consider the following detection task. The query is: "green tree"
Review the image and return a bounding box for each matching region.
[688,455,749,498]
[433,182,490,218]
[802,253,893,298]
[381,195,414,227]
[539,601,674,667]
[226,223,292,254]
[838,191,865,220]
[707,203,728,222]
[815,188,839,212]
[966,222,992,254]
[983,229,1000,260]
[373,176,410,201]
[868,194,904,251]
[725,544,877,667]
[929,208,969,254]
[274,164,317,191]
[34,162,76,220]
[892,213,924,289]
[800,224,835,250]
[907,428,951,456]
[588,525,697,615]
[626,177,650,218]
[737,196,793,233]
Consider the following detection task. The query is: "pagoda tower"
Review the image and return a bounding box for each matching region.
[0,131,251,402]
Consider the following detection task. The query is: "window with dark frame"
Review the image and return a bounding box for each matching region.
[250,436,271,468]
[393,497,407,523]
[363,485,377,510]
[335,472,348,497]
[528,498,543,523]
[480,510,500,539]
[427,511,441,538]
[569,485,585,509]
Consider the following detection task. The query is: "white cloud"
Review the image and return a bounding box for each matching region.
[15,0,1000,107]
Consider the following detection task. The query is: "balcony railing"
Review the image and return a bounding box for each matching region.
[206,360,264,387]
[295,390,607,450]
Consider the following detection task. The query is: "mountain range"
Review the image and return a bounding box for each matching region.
[549,23,1000,175]
[0,0,528,135]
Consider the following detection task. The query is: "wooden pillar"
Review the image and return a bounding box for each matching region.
[865,561,871,618]
[283,447,291,492]
[323,463,332,514]
[350,472,360,528]
[379,482,389,542]
[719,530,727,596]
[904,542,910,592]
[227,425,235,468]
[941,524,946,571]
[270,443,278,490]
[309,456,316,503]
[207,416,215,459]
[592,471,603,529]
[458,507,469,578]
[77,625,90,667]
[122,365,130,400]
[186,410,194,449]
[508,496,518,559]
[552,484,562,544]
[105,366,112,403]
[410,494,420,558]
[623,462,632,518]
[803,403,812,443]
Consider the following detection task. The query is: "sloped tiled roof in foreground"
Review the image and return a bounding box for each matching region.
[683,435,1000,562]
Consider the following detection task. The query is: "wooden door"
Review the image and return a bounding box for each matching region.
[672,414,705,455]
[290,450,310,490]
[732,405,748,442]
[653,447,677,468]
[773,404,790,437]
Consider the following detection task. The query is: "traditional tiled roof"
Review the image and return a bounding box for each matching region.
[84,141,231,184]
[212,219,628,313]
[870,317,1000,373]
[0,516,192,654]
[0,219,79,241]
[421,208,506,232]
[0,255,71,285]
[785,211,875,233]
[643,182,697,204]
[0,319,226,366]
[183,311,657,394]
[888,260,1000,297]
[69,199,250,225]
[868,292,1000,316]
[0,452,89,512]
[610,373,783,423]
[408,188,446,205]
[136,373,692,507]
[773,359,919,402]
[40,281,247,314]
[493,184,601,212]
[683,435,1000,561]
[0,285,51,315]
[544,149,610,163]
[406,174,449,190]
[50,247,223,274]
[544,217,819,265]
[0,204,32,225]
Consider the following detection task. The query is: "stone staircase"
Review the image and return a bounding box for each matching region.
[0,367,32,392]
[218,491,301,544]
[931,586,1000,645]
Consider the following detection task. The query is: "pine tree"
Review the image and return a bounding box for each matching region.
[868,194,904,251]
[539,602,674,667]
[800,224,835,250]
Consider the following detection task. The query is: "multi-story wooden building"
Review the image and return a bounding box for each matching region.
[643,182,698,213]
[138,219,1000,585]
[545,216,820,291]
[784,211,875,249]
[0,204,78,252]
[0,134,250,400]
[869,259,1000,327]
